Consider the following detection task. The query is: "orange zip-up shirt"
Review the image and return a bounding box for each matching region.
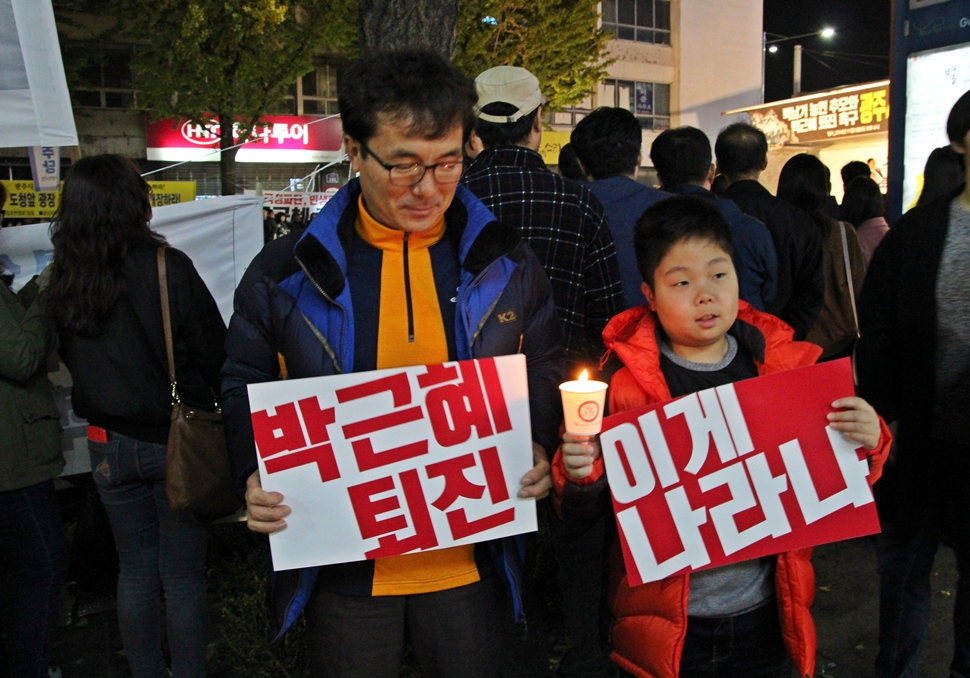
[357,196,481,596]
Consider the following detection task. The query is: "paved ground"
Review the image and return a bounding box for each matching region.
[33,529,959,678]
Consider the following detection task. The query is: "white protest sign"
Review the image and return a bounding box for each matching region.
[247,355,537,571]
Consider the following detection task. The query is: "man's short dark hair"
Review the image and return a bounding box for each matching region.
[570,107,642,180]
[840,161,870,187]
[475,103,538,148]
[338,50,477,145]
[650,126,712,189]
[714,122,768,177]
[635,195,734,290]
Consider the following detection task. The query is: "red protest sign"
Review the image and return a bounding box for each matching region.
[600,358,880,586]
[247,355,536,571]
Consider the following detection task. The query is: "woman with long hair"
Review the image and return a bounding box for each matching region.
[840,176,889,266]
[47,155,226,678]
[777,153,867,360]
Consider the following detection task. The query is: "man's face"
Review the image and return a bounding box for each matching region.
[345,115,464,233]
[642,238,739,363]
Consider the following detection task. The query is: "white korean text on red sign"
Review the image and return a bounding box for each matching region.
[601,359,880,586]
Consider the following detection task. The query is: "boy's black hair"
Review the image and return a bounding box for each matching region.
[840,160,870,187]
[475,102,539,148]
[338,50,478,146]
[714,122,768,177]
[948,88,970,144]
[634,195,734,290]
[570,107,642,180]
[650,126,712,189]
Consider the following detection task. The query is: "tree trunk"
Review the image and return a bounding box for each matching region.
[358,0,459,59]
[219,115,239,196]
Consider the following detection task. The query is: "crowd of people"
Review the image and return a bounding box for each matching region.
[1,48,968,678]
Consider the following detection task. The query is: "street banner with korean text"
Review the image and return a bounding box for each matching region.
[601,359,880,586]
[1,180,197,219]
[248,355,537,572]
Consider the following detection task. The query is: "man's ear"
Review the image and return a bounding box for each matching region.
[641,281,657,310]
[760,157,769,172]
[951,138,968,156]
[532,107,543,135]
[706,163,716,184]
[344,134,362,171]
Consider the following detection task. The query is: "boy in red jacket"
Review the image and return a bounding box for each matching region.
[554,196,891,678]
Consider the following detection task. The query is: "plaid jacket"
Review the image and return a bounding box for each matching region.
[462,146,623,371]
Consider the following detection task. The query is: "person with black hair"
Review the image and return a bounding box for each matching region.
[715,122,824,340]
[224,50,563,678]
[857,87,970,678]
[841,160,871,194]
[648,125,777,312]
[918,145,965,206]
[554,195,890,678]
[570,107,668,309]
[462,66,623,376]
[776,154,866,361]
[556,143,588,182]
[47,154,226,678]
[840,176,888,265]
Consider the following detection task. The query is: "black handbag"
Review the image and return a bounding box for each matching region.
[158,248,241,523]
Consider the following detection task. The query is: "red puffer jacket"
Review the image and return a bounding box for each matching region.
[552,302,891,678]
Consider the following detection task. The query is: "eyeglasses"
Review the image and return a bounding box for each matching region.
[360,140,464,187]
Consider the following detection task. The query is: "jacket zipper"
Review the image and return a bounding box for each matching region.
[294,253,347,373]
[403,232,415,343]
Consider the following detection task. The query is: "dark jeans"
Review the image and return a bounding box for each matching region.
[0,479,68,678]
[89,434,209,678]
[549,509,613,678]
[677,602,792,678]
[305,578,503,678]
[876,516,970,678]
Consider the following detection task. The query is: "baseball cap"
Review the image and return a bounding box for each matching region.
[474,66,546,123]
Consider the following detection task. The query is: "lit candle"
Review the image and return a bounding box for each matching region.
[559,369,609,437]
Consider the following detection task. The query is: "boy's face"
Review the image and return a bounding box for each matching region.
[642,237,739,364]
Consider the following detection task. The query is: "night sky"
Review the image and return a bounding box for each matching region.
[763,0,892,102]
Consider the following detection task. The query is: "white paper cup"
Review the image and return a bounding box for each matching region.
[560,380,608,436]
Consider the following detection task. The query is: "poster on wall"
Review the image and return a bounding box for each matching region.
[904,41,970,211]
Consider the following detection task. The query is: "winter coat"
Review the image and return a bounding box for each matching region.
[0,280,63,492]
[553,303,891,678]
[222,179,565,639]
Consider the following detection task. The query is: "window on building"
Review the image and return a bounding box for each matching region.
[267,63,341,116]
[602,79,671,130]
[301,63,340,116]
[546,94,594,127]
[73,47,138,109]
[601,0,671,45]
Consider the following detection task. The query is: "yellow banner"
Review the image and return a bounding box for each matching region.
[147,181,196,207]
[1,180,197,220]
[1,180,62,219]
[537,131,574,165]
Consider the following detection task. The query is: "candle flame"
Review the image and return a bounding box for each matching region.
[579,369,589,381]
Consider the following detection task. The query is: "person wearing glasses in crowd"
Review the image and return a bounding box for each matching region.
[221,50,564,678]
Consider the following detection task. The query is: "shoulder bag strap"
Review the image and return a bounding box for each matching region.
[157,247,180,404]
[839,221,861,338]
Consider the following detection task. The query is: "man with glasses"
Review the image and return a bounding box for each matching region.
[221,50,564,678]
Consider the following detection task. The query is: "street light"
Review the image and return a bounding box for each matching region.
[765,28,837,95]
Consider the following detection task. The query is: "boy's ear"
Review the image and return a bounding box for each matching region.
[641,281,657,310]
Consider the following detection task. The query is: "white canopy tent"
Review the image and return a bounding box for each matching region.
[0,0,77,148]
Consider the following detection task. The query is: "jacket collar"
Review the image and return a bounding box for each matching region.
[293,178,519,300]
[601,302,822,401]
[724,179,771,198]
